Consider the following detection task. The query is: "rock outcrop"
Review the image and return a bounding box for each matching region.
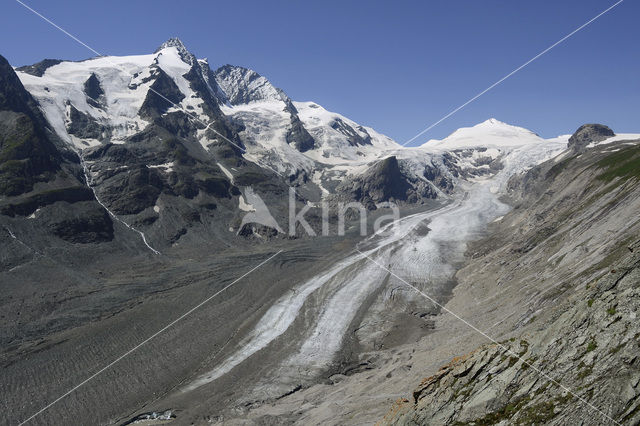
[15,58,63,77]
[568,123,615,152]
[333,156,437,208]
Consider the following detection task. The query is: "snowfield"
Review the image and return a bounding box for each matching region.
[18,54,156,147]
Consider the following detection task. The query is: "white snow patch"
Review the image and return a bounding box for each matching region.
[222,100,314,174]
[16,45,210,150]
[216,162,234,183]
[294,101,398,166]
[238,189,255,212]
[17,54,157,147]
[147,162,174,172]
[156,46,207,120]
[587,133,640,148]
[27,208,41,219]
[546,134,571,144]
[311,170,330,196]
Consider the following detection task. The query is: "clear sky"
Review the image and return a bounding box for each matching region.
[2,0,637,145]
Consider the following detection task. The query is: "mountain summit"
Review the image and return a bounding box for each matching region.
[155,36,188,51]
[422,117,543,150]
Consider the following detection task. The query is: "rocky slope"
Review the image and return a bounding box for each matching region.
[568,123,615,152]
[7,39,407,249]
[12,39,288,249]
[379,132,640,425]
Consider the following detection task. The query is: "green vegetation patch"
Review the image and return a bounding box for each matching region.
[518,340,529,357]
[453,393,573,425]
[577,365,593,380]
[595,144,640,182]
[546,155,575,179]
[609,342,625,354]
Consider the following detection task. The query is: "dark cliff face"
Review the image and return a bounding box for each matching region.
[334,156,436,208]
[286,115,315,152]
[568,123,615,152]
[84,129,238,213]
[0,54,114,243]
[360,156,412,201]
[213,64,316,153]
[0,55,46,116]
[0,54,67,196]
[83,73,105,108]
[330,118,372,147]
[138,67,186,119]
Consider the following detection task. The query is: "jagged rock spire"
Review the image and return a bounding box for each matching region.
[155,37,187,52]
[155,37,196,66]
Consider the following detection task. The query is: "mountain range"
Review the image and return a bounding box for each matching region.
[3,37,590,248]
[1,38,640,425]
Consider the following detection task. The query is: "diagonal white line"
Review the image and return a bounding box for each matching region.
[17,250,283,426]
[355,248,621,426]
[14,0,103,58]
[402,0,625,146]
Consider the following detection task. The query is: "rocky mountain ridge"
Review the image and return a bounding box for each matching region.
[3,38,544,252]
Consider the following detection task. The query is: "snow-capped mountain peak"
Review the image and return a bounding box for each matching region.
[155,36,188,51]
[14,35,238,152]
[478,117,506,126]
[421,118,543,150]
[154,37,196,66]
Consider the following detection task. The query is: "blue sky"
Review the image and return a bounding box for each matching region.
[2,0,637,144]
